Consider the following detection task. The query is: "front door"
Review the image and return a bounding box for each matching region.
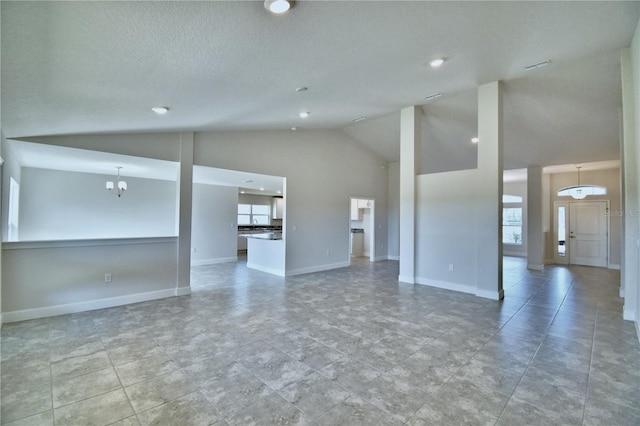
[569,201,608,267]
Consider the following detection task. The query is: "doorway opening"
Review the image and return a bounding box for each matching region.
[554,200,609,267]
[349,197,375,263]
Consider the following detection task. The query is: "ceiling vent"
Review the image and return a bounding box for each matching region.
[424,92,443,101]
[524,60,551,71]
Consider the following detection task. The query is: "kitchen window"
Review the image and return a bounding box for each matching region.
[238,204,271,225]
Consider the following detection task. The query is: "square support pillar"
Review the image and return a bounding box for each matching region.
[398,106,420,283]
[177,132,194,296]
[476,81,504,300]
[527,166,544,270]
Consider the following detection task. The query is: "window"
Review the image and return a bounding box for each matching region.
[502,194,523,245]
[238,204,271,225]
[557,185,606,198]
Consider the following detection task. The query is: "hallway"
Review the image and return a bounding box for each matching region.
[1,257,638,425]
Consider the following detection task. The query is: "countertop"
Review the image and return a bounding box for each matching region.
[240,232,283,240]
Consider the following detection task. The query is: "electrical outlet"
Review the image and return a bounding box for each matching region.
[448,264,454,272]
[193,247,196,253]
[104,273,112,283]
[326,250,331,257]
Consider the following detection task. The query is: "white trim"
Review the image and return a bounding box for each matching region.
[0,313,3,329]
[415,277,475,295]
[623,308,636,322]
[503,251,526,257]
[3,288,178,323]
[527,264,545,271]
[363,251,370,257]
[175,287,191,296]
[620,288,625,298]
[247,262,286,276]
[388,255,400,261]
[285,261,350,277]
[608,264,620,270]
[2,236,178,250]
[476,288,504,300]
[398,275,415,284]
[373,255,390,262]
[636,321,640,345]
[191,256,237,266]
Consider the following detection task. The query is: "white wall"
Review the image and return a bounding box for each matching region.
[503,181,527,257]
[191,183,238,265]
[2,238,178,321]
[387,161,400,260]
[416,170,479,292]
[194,129,389,274]
[1,139,22,240]
[18,168,177,241]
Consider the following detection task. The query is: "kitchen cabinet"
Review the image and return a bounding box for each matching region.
[272,197,283,219]
[350,200,361,220]
[351,232,364,256]
[357,199,372,209]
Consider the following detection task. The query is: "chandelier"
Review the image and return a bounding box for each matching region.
[106,166,127,197]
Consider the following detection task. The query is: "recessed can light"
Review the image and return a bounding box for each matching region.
[260,187,265,191]
[151,106,169,114]
[424,92,443,101]
[264,0,291,14]
[296,87,308,92]
[429,58,445,68]
[351,116,366,123]
[291,127,298,131]
[471,137,479,144]
[299,112,310,118]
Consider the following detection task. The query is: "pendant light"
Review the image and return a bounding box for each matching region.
[106,166,127,198]
[569,165,587,200]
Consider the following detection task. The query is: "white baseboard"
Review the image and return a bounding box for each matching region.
[363,251,370,257]
[191,256,237,266]
[620,287,625,298]
[544,258,554,264]
[373,255,391,262]
[175,286,191,296]
[285,261,350,277]
[527,264,545,271]
[608,264,621,270]
[636,321,640,344]
[388,255,400,261]
[476,288,505,300]
[503,251,526,257]
[415,277,475,295]
[398,275,415,284]
[623,308,636,322]
[3,288,180,323]
[247,262,286,277]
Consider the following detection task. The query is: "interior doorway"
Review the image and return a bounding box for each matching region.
[554,200,609,267]
[349,197,375,263]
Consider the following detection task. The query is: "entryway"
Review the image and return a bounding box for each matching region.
[349,197,375,263]
[554,200,609,267]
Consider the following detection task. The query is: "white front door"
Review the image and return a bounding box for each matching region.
[569,201,608,267]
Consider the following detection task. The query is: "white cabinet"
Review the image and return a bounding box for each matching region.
[272,197,283,219]
[357,199,372,209]
[350,200,361,220]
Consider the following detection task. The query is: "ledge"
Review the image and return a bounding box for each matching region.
[2,236,178,250]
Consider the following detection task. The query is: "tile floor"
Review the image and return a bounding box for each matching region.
[1,257,639,425]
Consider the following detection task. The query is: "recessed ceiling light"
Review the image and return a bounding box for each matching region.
[291,127,298,131]
[240,191,245,194]
[151,106,169,114]
[260,187,265,191]
[264,0,291,14]
[299,112,310,118]
[277,190,282,194]
[429,58,445,68]
[296,87,308,92]
[471,137,479,144]
[243,179,254,183]
[424,92,442,101]
[351,116,366,123]
[524,60,551,71]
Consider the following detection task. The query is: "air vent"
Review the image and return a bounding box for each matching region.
[351,116,366,123]
[424,92,442,101]
[525,60,551,71]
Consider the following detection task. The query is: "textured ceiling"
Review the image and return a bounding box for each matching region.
[1,1,639,170]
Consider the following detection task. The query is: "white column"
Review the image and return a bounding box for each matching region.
[476,81,504,300]
[398,106,420,283]
[621,47,638,321]
[527,166,544,270]
[176,132,194,295]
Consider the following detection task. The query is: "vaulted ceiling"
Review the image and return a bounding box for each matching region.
[2,1,638,170]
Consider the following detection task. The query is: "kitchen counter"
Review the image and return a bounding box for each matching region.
[245,237,285,276]
[240,232,282,240]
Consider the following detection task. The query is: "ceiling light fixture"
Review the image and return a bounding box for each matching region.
[296,87,308,92]
[471,137,479,144]
[429,58,445,68]
[299,112,310,118]
[565,164,588,200]
[524,60,551,71]
[264,0,292,14]
[424,92,442,101]
[151,106,169,114]
[351,116,366,123]
[106,166,127,198]
[291,127,298,131]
